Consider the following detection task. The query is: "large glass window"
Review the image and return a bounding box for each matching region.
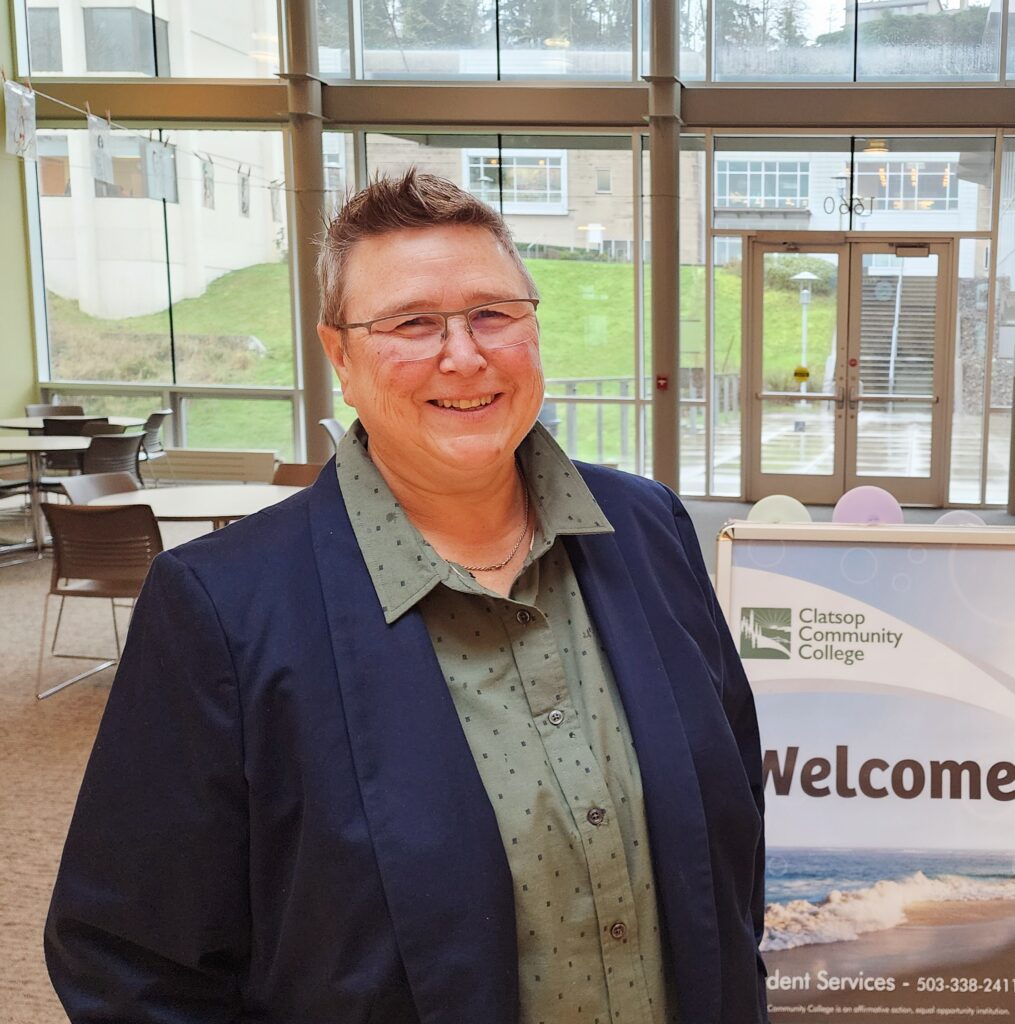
[715,159,810,211]
[23,2,280,77]
[850,137,993,233]
[680,137,707,495]
[713,0,852,82]
[38,127,293,402]
[711,0,996,82]
[856,0,996,82]
[38,128,174,384]
[465,151,567,214]
[713,137,850,231]
[321,0,632,80]
[83,8,169,75]
[27,6,61,72]
[950,238,990,504]
[990,139,1015,504]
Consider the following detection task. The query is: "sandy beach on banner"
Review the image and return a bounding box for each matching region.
[765,899,1015,1016]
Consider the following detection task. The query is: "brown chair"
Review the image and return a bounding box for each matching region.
[81,421,126,437]
[26,403,84,417]
[60,472,141,506]
[319,418,346,454]
[42,416,106,473]
[81,433,144,486]
[37,503,163,700]
[272,462,325,487]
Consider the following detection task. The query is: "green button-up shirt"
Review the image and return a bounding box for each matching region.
[337,421,676,1024]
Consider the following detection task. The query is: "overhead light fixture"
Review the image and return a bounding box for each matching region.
[863,138,889,154]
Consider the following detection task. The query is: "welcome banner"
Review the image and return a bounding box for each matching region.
[717,523,1015,1022]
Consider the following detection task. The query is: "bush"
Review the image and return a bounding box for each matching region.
[763,254,837,296]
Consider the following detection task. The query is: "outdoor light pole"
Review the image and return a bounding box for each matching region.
[791,271,819,398]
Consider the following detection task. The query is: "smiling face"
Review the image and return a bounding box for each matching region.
[318,224,544,491]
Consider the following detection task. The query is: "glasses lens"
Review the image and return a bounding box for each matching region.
[372,312,445,341]
[467,301,536,347]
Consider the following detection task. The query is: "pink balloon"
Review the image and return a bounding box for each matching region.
[832,486,904,525]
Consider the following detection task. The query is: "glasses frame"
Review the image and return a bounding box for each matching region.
[336,297,540,342]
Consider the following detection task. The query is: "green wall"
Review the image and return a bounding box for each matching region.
[0,2,40,417]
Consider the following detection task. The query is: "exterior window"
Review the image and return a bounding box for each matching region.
[94,138,177,200]
[715,159,810,210]
[323,133,346,212]
[28,6,62,72]
[855,160,960,212]
[38,134,71,196]
[595,167,612,193]
[83,8,170,75]
[464,151,568,214]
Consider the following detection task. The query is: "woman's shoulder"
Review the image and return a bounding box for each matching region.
[573,460,678,515]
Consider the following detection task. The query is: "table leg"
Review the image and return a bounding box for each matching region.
[28,452,45,552]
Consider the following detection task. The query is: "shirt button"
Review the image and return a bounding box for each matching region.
[547,709,565,727]
[586,807,606,826]
[610,921,627,941]
[516,610,532,625]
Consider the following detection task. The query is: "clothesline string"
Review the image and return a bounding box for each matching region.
[19,84,293,192]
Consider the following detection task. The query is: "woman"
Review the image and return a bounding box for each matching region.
[46,171,768,1024]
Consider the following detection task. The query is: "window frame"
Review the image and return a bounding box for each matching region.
[462,148,569,215]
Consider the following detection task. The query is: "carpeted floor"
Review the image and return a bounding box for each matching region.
[2,498,1014,1023]
[0,522,205,1024]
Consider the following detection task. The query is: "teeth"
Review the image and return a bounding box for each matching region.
[436,395,494,409]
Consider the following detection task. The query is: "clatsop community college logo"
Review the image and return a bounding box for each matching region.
[739,607,792,659]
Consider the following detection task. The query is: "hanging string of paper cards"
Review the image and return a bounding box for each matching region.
[3,72,297,213]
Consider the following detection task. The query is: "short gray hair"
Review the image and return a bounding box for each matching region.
[317,168,538,328]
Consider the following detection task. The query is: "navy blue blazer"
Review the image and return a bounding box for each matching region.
[46,459,768,1024]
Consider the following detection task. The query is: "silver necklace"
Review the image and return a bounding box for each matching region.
[459,471,530,573]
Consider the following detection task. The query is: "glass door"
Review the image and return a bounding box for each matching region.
[845,243,951,505]
[746,241,848,504]
[746,238,952,505]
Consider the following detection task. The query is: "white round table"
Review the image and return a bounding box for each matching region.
[0,415,146,431]
[89,484,303,530]
[0,436,91,552]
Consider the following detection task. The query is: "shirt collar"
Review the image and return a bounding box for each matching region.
[335,419,613,624]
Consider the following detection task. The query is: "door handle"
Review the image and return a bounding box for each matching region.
[834,384,845,409]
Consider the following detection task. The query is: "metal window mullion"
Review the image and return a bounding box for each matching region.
[981,130,1005,504]
[349,0,364,79]
[1001,0,1011,85]
[632,0,640,82]
[705,128,715,495]
[633,131,645,476]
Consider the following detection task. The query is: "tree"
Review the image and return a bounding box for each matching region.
[775,0,807,47]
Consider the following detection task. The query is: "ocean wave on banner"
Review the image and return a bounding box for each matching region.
[733,568,1015,724]
[762,871,1015,951]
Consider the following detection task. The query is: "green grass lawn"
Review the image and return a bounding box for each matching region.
[47,257,835,464]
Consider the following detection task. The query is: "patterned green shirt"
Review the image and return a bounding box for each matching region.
[337,420,676,1024]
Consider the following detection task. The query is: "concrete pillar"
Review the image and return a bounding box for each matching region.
[645,0,681,491]
[284,0,333,463]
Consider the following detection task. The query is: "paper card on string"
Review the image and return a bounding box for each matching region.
[201,158,215,210]
[143,140,166,200]
[88,113,114,184]
[4,81,37,160]
[270,181,282,223]
[159,143,178,203]
[143,140,178,203]
[239,166,251,217]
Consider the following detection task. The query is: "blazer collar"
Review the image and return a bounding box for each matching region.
[308,463,518,1024]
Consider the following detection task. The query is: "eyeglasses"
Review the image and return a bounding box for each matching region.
[337,298,539,359]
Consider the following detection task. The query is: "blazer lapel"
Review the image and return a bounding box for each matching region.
[308,468,518,1024]
[567,531,722,1024]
